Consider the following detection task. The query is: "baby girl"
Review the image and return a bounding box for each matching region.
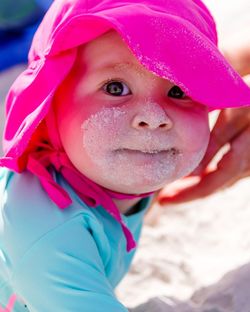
[0,0,250,311]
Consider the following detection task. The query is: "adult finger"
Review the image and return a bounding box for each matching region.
[243,74,250,86]
[223,44,250,76]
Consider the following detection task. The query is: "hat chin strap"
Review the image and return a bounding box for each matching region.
[27,141,152,252]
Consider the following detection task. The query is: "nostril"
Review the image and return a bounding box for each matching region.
[159,123,167,128]
[159,120,173,129]
[138,121,148,127]
[132,114,173,130]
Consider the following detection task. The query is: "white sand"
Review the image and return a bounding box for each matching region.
[117,178,250,310]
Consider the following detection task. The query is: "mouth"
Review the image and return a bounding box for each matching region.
[114,148,180,165]
[117,147,179,155]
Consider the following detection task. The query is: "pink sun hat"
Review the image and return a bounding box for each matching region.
[1,0,250,171]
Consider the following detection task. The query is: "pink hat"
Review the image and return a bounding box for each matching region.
[1,0,250,251]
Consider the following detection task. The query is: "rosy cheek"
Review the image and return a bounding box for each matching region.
[193,117,210,150]
[178,112,209,151]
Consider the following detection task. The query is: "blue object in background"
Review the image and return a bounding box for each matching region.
[36,0,52,11]
[0,0,53,71]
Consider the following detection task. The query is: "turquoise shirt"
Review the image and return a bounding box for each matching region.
[0,168,151,311]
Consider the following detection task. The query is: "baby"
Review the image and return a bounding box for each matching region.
[0,0,250,311]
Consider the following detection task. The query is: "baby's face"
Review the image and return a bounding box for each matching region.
[54,31,210,194]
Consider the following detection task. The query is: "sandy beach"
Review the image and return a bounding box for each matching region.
[117,177,250,310]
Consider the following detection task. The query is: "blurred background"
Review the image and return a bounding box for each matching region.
[0,0,53,156]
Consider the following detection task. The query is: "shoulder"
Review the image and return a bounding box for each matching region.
[0,168,108,266]
[0,168,86,229]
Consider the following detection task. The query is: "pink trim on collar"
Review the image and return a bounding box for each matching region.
[27,143,152,252]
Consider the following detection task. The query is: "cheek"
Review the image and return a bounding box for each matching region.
[55,97,90,171]
[81,107,128,163]
[174,112,210,175]
[177,112,210,151]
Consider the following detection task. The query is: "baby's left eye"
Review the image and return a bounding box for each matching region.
[103,81,131,96]
[168,86,186,99]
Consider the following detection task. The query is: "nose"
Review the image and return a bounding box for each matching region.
[131,101,173,130]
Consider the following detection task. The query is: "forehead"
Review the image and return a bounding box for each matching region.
[77,30,147,73]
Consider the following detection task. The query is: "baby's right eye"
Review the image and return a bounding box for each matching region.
[103,81,131,96]
[168,85,186,99]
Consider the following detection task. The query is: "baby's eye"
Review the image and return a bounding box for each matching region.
[103,81,131,96]
[168,85,186,99]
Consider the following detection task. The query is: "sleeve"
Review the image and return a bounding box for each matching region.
[12,215,129,312]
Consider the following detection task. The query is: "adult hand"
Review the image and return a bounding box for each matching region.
[223,43,250,77]
[158,106,250,204]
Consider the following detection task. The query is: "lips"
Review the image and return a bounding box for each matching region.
[114,148,180,166]
[117,147,179,155]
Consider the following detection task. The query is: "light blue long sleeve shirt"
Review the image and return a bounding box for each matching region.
[0,168,151,311]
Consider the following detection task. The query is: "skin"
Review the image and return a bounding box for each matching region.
[223,43,250,77]
[54,30,210,214]
[158,43,250,205]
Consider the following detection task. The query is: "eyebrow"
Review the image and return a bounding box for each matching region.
[94,62,143,73]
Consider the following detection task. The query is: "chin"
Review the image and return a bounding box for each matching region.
[109,180,167,195]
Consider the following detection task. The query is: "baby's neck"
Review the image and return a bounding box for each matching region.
[112,198,141,215]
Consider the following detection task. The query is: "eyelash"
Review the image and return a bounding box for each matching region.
[102,79,131,96]
[101,79,187,100]
[167,85,187,99]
